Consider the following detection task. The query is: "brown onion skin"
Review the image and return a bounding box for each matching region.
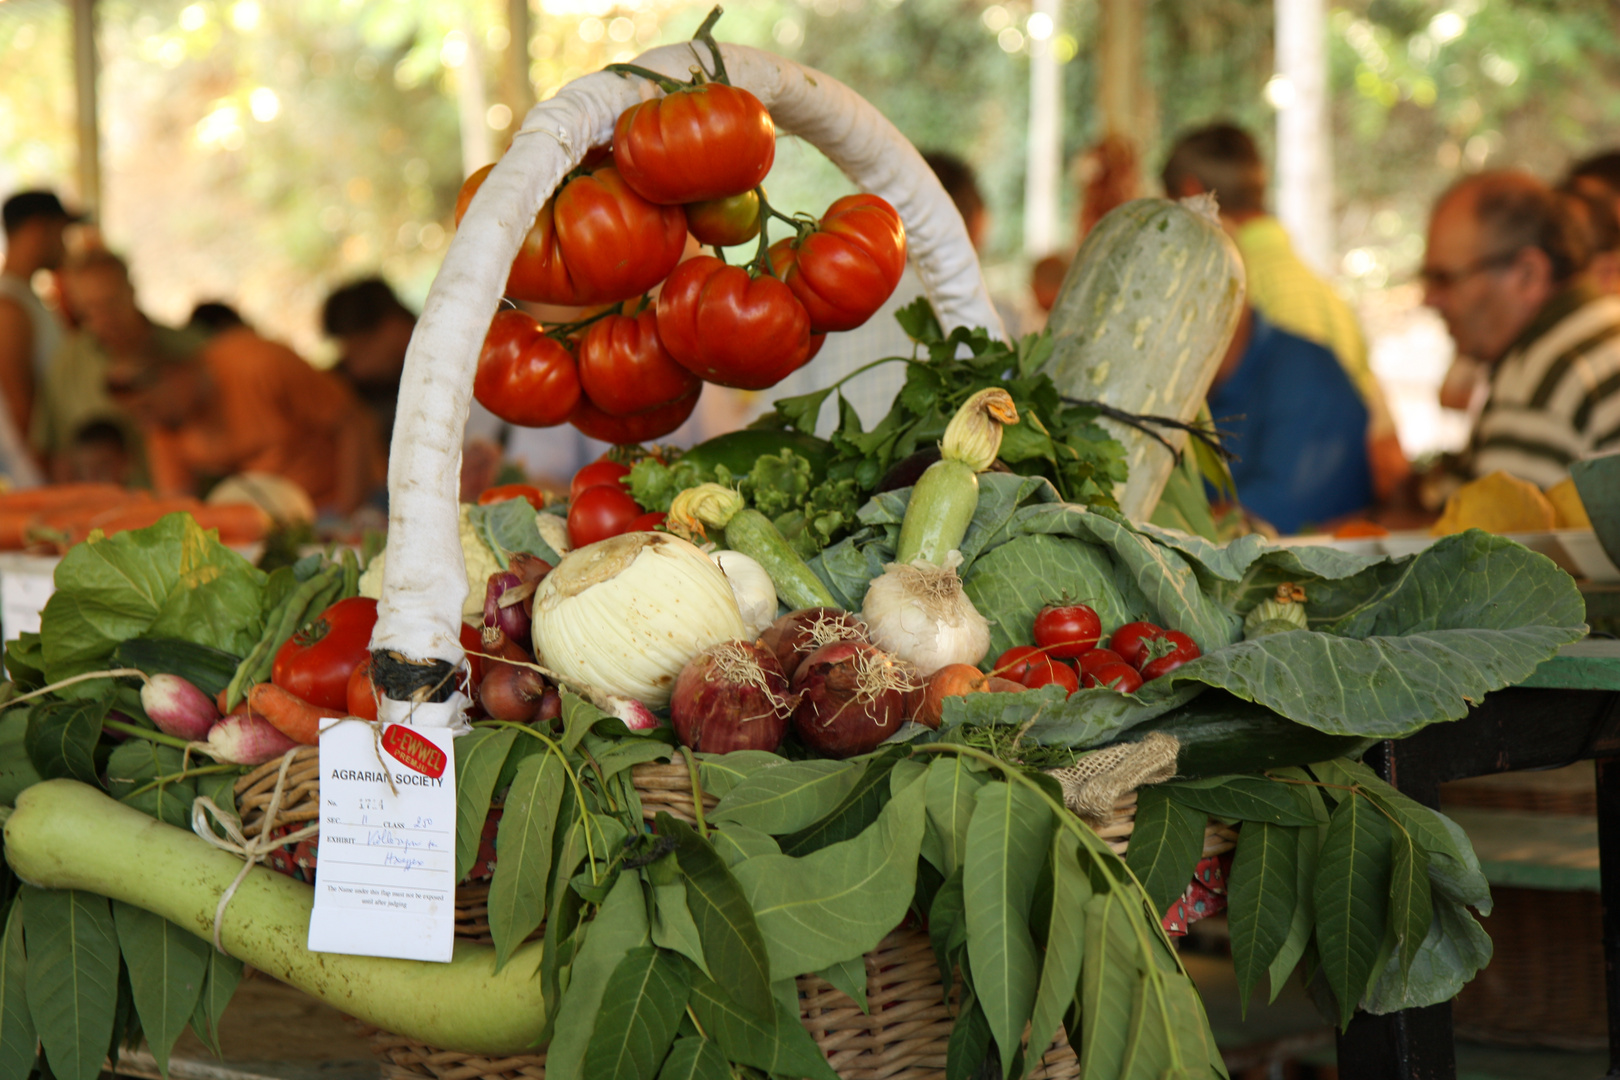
[671,642,792,754]
[480,663,549,723]
[791,641,910,759]
[758,607,867,682]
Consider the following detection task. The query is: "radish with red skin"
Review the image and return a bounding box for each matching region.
[757,607,867,682]
[791,640,915,758]
[671,641,793,753]
[206,711,301,765]
[140,673,219,741]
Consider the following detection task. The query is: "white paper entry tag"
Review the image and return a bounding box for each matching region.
[306,722,458,963]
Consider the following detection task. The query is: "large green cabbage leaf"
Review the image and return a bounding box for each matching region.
[809,473,1587,746]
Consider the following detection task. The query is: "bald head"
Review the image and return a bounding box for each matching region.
[1424,171,1588,364]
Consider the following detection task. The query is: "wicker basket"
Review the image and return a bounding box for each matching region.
[234,750,1231,1079]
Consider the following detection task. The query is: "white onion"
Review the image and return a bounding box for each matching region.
[860,551,990,676]
[712,550,778,639]
[532,532,745,707]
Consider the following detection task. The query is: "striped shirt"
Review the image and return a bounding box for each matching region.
[1472,285,1620,488]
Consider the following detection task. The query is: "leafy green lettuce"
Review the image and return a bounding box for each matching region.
[810,473,1586,746]
[37,513,267,695]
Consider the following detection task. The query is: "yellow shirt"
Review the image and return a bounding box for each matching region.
[1234,216,1394,436]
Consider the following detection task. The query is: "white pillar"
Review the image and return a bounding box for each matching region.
[1024,0,1062,257]
[1274,0,1333,275]
[71,0,100,219]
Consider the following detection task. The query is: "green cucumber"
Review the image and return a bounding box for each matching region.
[1104,693,1377,778]
[678,430,832,482]
[111,638,244,699]
[895,459,978,566]
[721,509,836,610]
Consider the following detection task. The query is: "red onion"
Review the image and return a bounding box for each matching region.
[791,641,916,759]
[479,663,550,723]
[671,641,793,753]
[758,608,867,682]
[484,571,533,646]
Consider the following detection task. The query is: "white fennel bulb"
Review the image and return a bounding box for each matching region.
[532,532,745,707]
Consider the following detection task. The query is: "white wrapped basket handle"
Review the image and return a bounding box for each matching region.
[371,42,1001,725]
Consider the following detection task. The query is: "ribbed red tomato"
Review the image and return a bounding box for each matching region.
[768,194,907,333]
[577,308,700,417]
[570,383,702,444]
[455,163,686,305]
[655,256,814,390]
[613,83,775,205]
[272,597,378,713]
[473,310,580,427]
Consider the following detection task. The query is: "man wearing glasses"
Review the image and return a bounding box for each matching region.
[1423,169,1620,490]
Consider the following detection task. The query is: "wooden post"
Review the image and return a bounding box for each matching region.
[1274,0,1333,274]
[504,0,536,125]
[1097,0,1154,162]
[1024,0,1063,257]
[70,0,100,220]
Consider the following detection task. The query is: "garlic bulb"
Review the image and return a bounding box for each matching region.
[712,549,778,639]
[860,550,990,676]
[532,532,745,707]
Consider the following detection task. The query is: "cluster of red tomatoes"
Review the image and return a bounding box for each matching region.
[459,77,908,444]
[475,461,662,549]
[992,602,1202,696]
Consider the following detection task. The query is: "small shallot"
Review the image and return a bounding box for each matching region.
[671,641,793,753]
[479,662,550,723]
[791,641,917,759]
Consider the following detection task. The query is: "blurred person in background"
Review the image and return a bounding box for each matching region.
[64,420,134,487]
[321,276,505,500]
[74,249,378,513]
[1077,133,1142,238]
[1563,154,1620,294]
[1421,169,1620,491]
[1206,305,1374,533]
[185,300,247,337]
[1160,124,1409,502]
[0,191,79,487]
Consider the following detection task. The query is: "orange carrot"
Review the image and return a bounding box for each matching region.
[190,503,274,543]
[248,683,327,745]
[0,483,128,514]
[0,488,145,548]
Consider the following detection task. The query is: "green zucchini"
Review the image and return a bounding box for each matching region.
[1103,693,1377,778]
[895,459,979,565]
[721,507,837,610]
[678,430,832,482]
[111,638,244,699]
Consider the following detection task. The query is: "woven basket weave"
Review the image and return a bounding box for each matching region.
[234,749,1231,1079]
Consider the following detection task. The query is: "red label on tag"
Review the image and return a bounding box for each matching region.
[381,724,447,778]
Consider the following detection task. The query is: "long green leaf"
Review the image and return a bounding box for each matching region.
[1161,776,1321,826]
[24,700,107,786]
[660,815,774,1021]
[928,869,967,1001]
[1228,821,1298,1012]
[694,751,787,800]
[708,760,862,835]
[105,743,194,829]
[21,888,120,1080]
[923,755,988,879]
[112,904,208,1078]
[0,711,43,807]
[541,874,650,1080]
[1027,833,1090,1064]
[815,956,868,1013]
[452,726,517,881]
[710,824,780,869]
[1386,825,1432,993]
[560,691,607,752]
[946,988,993,1080]
[1267,780,1327,1003]
[1079,889,1139,1079]
[0,900,35,1080]
[187,948,242,1059]
[778,750,900,857]
[1118,972,1174,1080]
[687,972,838,1080]
[656,1036,731,1080]
[1313,793,1392,1029]
[581,946,692,1080]
[1362,893,1492,1015]
[649,883,709,976]
[1127,787,1207,917]
[734,767,926,980]
[489,750,566,969]
[963,782,1053,1075]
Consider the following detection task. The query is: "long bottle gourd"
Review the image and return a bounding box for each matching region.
[1041,195,1245,521]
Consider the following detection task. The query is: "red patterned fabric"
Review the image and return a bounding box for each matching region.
[1161,852,1233,937]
